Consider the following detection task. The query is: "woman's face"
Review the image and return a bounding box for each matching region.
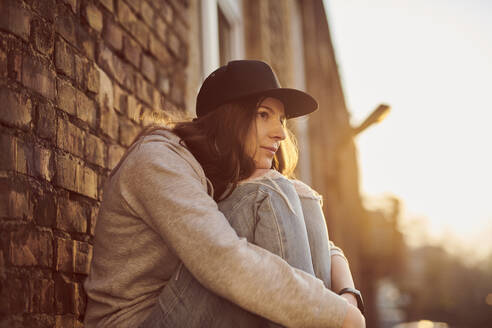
[245,97,287,169]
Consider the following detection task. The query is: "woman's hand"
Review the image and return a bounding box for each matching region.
[340,293,358,308]
[341,304,366,328]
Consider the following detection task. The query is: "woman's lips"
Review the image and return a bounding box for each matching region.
[261,146,277,156]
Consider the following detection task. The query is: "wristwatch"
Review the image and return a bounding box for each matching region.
[338,287,365,314]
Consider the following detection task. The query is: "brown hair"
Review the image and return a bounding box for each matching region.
[129,97,298,201]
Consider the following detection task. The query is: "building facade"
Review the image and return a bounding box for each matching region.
[0,0,400,326]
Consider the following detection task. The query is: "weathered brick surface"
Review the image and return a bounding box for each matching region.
[85,4,104,33]
[56,78,76,115]
[57,117,85,158]
[100,0,114,13]
[10,227,53,267]
[75,89,97,128]
[85,133,107,167]
[0,181,33,220]
[141,54,156,83]
[0,0,31,42]
[36,102,57,142]
[1,0,191,324]
[0,87,33,130]
[55,3,77,46]
[108,143,126,170]
[103,19,123,51]
[57,198,88,233]
[31,16,55,56]
[123,34,141,68]
[55,38,75,79]
[34,190,56,227]
[22,56,56,100]
[55,154,98,199]
[119,118,140,147]
[33,145,54,182]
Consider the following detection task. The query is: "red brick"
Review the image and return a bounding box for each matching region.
[0,47,7,78]
[56,118,85,157]
[61,0,77,14]
[0,87,33,130]
[149,34,172,66]
[1,278,28,313]
[132,20,150,49]
[119,118,140,147]
[155,17,167,42]
[33,146,54,182]
[27,278,55,313]
[125,0,141,13]
[168,31,181,57]
[141,1,155,27]
[0,134,34,176]
[0,185,33,220]
[100,0,114,13]
[100,105,119,140]
[55,155,98,199]
[135,74,153,106]
[87,63,100,94]
[123,35,141,68]
[127,94,142,122]
[141,54,156,83]
[75,89,97,128]
[22,56,56,100]
[34,190,56,227]
[31,16,54,56]
[57,198,87,233]
[113,55,134,90]
[36,102,57,142]
[85,133,106,167]
[74,54,86,87]
[0,1,31,41]
[55,3,77,46]
[85,4,104,32]
[10,227,53,267]
[97,42,116,79]
[157,74,170,94]
[77,26,95,60]
[74,240,92,274]
[117,0,137,33]
[103,19,123,51]
[108,143,126,170]
[55,238,73,272]
[113,83,128,114]
[161,2,174,24]
[54,274,84,314]
[55,38,75,79]
[25,0,56,22]
[56,78,76,115]
[89,206,99,236]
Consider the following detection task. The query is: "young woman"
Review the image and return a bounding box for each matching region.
[84,60,365,327]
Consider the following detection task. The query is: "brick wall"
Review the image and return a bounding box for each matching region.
[0,0,189,326]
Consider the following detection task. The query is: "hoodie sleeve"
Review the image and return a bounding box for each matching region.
[119,140,348,328]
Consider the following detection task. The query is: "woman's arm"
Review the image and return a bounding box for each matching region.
[122,141,348,328]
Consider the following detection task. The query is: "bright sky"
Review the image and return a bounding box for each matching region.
[324,0,492,261]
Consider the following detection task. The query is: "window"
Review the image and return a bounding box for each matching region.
[200,0,244,78]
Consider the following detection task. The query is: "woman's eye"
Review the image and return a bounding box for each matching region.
[258,111,269,119]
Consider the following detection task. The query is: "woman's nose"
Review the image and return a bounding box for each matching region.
[271,121,286,141]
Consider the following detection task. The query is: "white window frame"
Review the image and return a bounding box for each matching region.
[200,0,244,79]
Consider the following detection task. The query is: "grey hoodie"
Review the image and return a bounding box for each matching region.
[83,129,348,327]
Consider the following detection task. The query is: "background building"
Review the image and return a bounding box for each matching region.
[0,0,403,326]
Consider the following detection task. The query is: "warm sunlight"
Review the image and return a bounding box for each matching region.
[325,0,492,261]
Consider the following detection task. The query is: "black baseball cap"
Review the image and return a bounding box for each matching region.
[196,60,318,119]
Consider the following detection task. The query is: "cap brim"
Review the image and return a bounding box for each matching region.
[246,88,318,119]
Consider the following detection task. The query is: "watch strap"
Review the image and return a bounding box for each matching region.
[338,287,365,314]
